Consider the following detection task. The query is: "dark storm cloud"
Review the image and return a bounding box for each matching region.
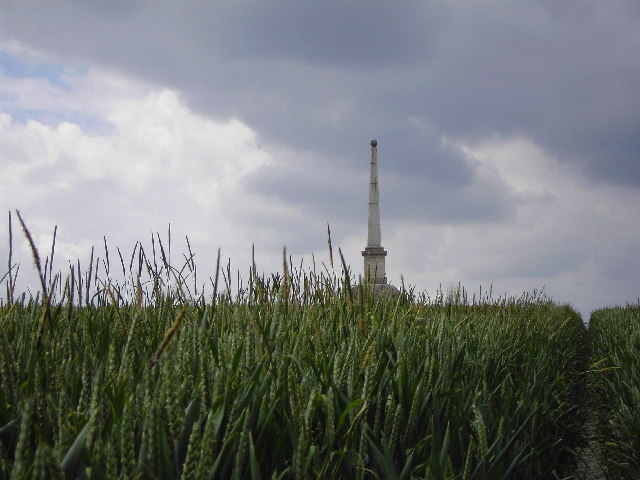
[194,1,435,68]
[243,154,361,221]
[1,0,639,197]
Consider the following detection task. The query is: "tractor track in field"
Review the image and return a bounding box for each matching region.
[572,329,607,480]
[574,416,606,480]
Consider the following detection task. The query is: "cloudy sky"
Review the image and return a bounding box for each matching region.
[1,1,639,318]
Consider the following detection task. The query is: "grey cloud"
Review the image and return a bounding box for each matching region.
[417,1,640,184]
[244,161,360,221]
[190,1,435,69]
[384,172,517,226]
[245,137,517,229]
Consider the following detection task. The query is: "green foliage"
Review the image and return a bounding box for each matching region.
[589,305,640,478]
[0,220,588,478]
[0,278,586,479]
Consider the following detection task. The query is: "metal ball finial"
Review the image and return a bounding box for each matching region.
[370,139,377,148]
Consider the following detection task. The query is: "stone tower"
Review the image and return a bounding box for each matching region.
[362,139,388,285]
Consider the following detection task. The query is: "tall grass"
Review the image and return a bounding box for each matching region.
[0,217,587,479]
[589,305,640,478]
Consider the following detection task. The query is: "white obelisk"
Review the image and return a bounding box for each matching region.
[362,139,388,284]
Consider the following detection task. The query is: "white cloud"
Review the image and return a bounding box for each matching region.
[0,64,305,298]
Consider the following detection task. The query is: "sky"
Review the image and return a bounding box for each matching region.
[1,0,639,318]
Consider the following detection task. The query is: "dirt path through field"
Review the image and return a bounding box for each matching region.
[572,326,607,480]
[574,415,606,480]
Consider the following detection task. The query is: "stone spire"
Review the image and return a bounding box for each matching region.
[362,139,388,284]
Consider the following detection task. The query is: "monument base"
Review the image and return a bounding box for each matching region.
[369,283,400,298]
[357,281,400,299]
[362,246,387,285]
